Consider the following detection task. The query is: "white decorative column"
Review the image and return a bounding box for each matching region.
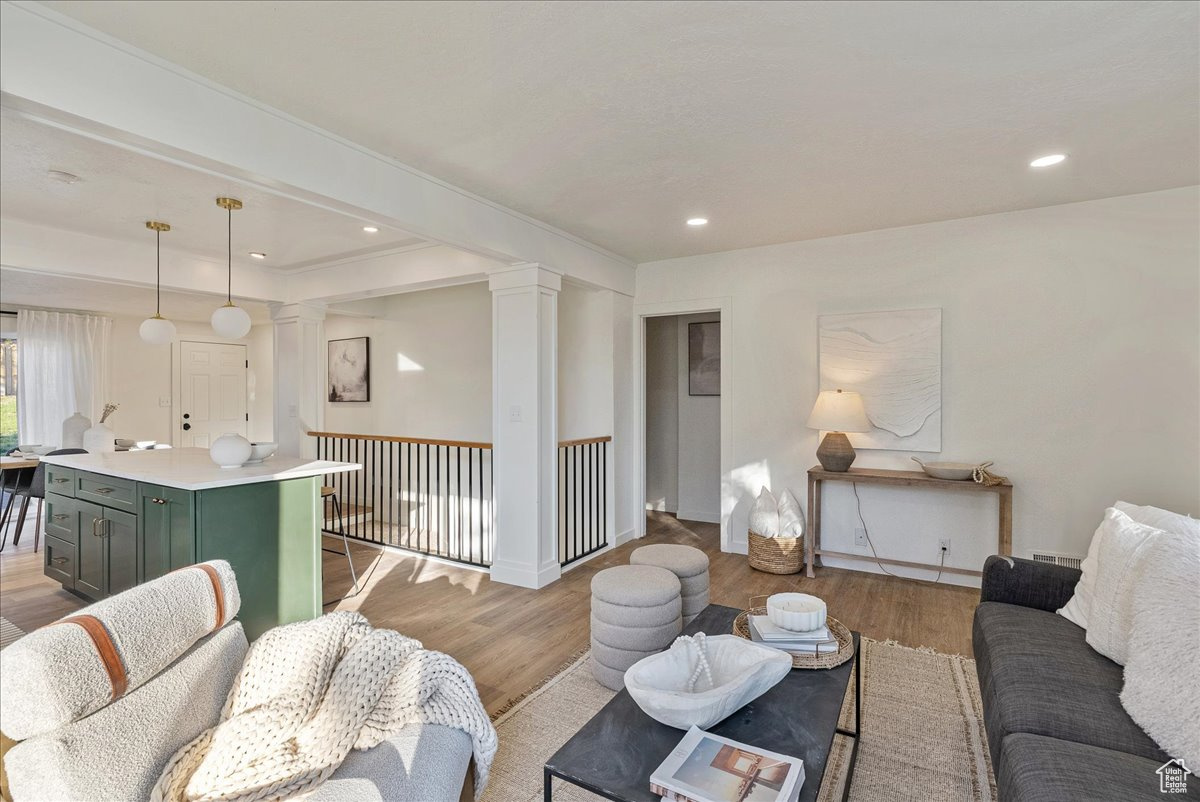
[269,302,326,459]
[489,265,561,588]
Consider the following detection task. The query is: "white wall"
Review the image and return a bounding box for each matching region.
[645,316,679,513]
[635,187,1200,585]
[104,316,273,446]
[613,293,636,543]
[675,313,721,523]
[558,282,614,441]
[323,282,492,441]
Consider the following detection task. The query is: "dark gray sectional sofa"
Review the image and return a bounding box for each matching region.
[974,555,1198,801]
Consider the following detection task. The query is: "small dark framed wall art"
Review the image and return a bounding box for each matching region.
[328,336,370,402]
[688,321,721,396]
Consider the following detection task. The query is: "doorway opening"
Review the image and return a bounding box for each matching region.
[644,312,721,545]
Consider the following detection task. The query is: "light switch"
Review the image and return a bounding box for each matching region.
[158,396,171,408]
[288,404,299,418]
[509,405,522,422]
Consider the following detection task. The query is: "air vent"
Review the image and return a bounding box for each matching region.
[1031,551,1083,570]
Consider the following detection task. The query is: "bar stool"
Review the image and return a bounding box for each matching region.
[321,485,359,597]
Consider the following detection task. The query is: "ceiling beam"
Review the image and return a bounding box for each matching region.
[0,1,635,297]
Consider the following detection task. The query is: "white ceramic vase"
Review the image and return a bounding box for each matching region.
[210,433,252,469]
[82,423,115,453]
[62,412,91,450]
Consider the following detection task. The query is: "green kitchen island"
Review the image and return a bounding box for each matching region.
[39,448,359,640]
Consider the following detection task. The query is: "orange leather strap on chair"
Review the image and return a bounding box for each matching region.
[53,616,127,701]
[193,563,227,631]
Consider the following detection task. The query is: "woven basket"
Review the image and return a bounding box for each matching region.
[733,608,855,669]
[747,530,804,574]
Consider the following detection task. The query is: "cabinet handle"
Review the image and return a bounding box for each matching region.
[51,557,68,565]
[92,518,101,537]
[151,498,168,505]
[52,477,68,484]
[52,514,69,521]
[94,487,115,495]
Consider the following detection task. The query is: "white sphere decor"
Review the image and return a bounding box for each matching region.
[624,634,792,730]
[139,315,176,345]
[210,432,252,469]
[211,303,252,339]
[766,593,827,633]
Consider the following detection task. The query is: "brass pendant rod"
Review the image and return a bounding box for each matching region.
[226,205,232,303]
[156,227,162,316]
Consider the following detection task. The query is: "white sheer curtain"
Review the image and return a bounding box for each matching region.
[16,310,111,447]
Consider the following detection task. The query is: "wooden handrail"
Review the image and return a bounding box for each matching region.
[307,431,493,450]
[558,436,612,448]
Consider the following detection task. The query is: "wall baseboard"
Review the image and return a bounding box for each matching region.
[644,503,678,514]
[615,528,637,545]
[676,509,721,524]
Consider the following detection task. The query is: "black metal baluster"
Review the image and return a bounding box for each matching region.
[602,439,608,548]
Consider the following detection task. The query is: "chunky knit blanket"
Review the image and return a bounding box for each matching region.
[152,612,497,802]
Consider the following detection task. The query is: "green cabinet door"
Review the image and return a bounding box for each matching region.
[75,500,106,600]
[137,484,195,582]
[105,508,138,596]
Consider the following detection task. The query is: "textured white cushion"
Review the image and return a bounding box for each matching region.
[1114,500,1199,539]
[749,487,779,537]
[5,622,248,802]
[308,724,472,802]
[1120,529,1200,767]
[1084,508,1166,665]
[777,490,805,538]
[1058,526,1102,630]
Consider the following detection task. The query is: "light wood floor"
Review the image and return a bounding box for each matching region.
[0,511,980,714]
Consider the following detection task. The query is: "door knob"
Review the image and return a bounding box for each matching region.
[183,413,190,419]
[182,423,192,431]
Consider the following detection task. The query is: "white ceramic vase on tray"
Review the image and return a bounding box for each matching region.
[82,423,115,453]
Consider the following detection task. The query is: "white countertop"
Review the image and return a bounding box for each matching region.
[41,448,360,491]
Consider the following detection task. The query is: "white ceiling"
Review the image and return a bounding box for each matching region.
[0,267,272,323]
[37,0,1200,262]
[0,112,425,271]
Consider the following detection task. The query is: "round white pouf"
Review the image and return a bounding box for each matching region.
[590,565,682,690]
[630,544,711,625]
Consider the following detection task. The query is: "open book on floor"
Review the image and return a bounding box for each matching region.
[650,726,805,802]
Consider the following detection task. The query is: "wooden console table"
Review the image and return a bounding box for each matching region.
[805,466,1012,579]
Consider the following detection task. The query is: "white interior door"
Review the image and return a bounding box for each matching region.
[178,341,247,448]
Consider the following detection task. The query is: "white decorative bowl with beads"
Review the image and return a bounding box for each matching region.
[623,633,792,730]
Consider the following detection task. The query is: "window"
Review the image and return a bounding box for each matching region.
[0,338,17,453]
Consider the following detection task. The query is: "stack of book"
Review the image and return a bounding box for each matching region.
[650,726,805,802]
[747,615,839,655]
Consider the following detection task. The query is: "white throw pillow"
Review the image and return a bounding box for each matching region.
[1120,529,1200,768]
[1115,500,1200,539]
[777,490,805,539]
[1058,526,1102,630]
[749,487,779,537]
[1084,508,1167,665]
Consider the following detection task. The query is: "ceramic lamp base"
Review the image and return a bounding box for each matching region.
[816,431,856,472]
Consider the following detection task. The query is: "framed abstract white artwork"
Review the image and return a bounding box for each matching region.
[818,308,941,452]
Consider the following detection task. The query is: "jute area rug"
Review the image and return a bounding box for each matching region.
[484,638,996,802]
[0,616,24,650]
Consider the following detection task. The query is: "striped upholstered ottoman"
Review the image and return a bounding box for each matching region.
[630,544,710,625]
[589,565,682,690]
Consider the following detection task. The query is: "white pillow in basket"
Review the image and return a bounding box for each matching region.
[749,487,779,537]
[778,490,805,539]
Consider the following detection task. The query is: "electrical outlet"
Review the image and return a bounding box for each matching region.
[939,538,951,556]
[509,405,523,423]
[854,528,868,548]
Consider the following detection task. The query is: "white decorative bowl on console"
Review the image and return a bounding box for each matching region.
[911,458,988,481]
[245,442,278,465]
[624,634,792,730]
[766,593,827,632]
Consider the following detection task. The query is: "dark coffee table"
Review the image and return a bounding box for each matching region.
[544,604,860,802]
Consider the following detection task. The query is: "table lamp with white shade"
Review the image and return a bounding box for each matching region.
[807,389,872,472]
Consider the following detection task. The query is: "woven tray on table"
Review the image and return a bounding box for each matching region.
[747,530,804,574]
[733,606,855,669]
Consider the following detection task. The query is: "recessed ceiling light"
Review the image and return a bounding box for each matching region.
[362,225,379,233]
[686,218,708,227]
[47,169,81,184]
[249,252,266,259]
[1030,154,1067,168]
